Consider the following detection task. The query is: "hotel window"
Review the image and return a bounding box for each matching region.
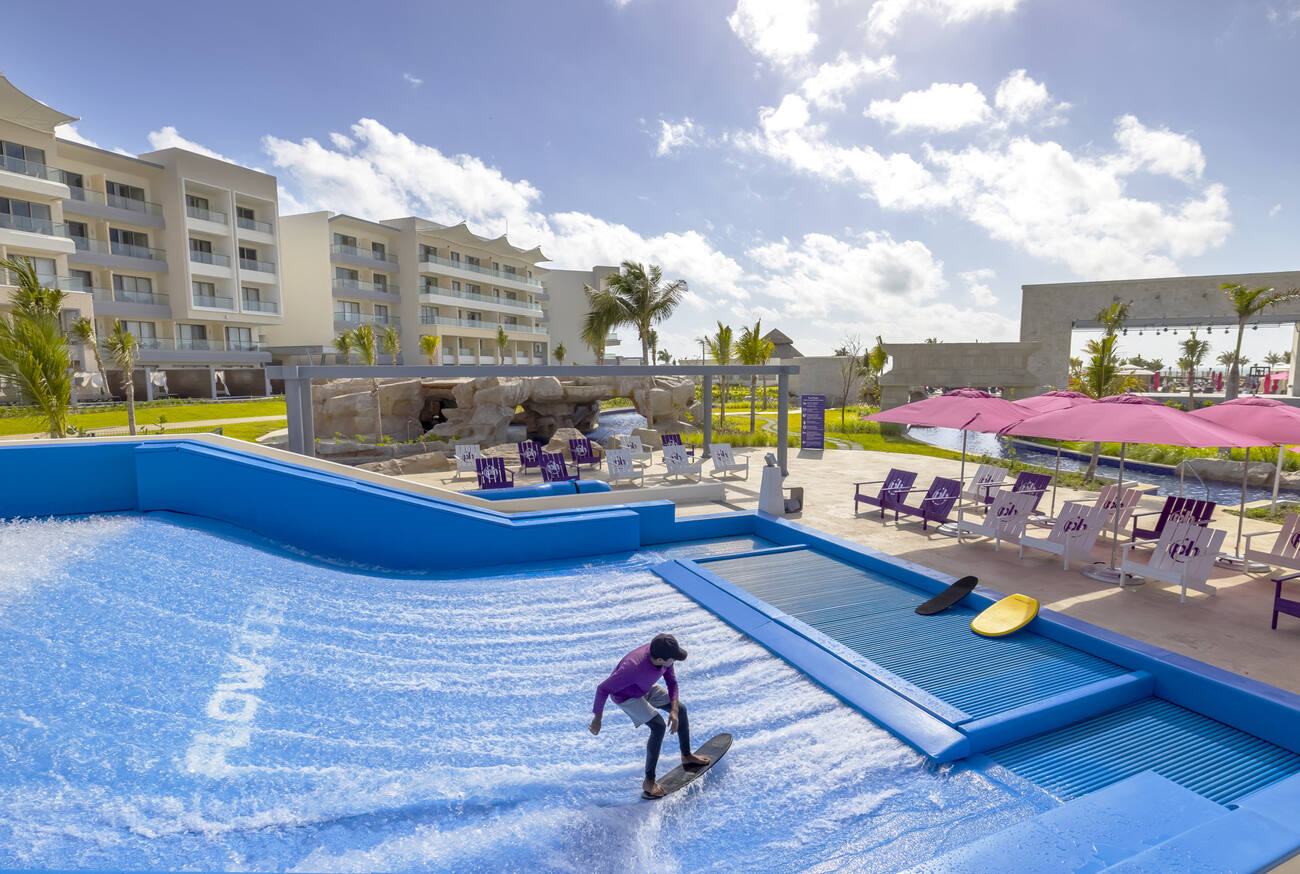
[503,265,518,276]
[503,316,518,326]
[492,262,500,271]
[236,206,255,222]
[25,257,56,287]
[421,277,438,292]
[185,194,210,211]
[192,281,218,306]
[106,181,146,204]
[69,269,94,292]
[450,251,460,263]
[371,242,386,260]
[451,281,461,292]
[242,286,261,304]
[421,305,437,323]
[189,238,212,255]
[373,273,388,291]
[335,300,361,319]
[467,284,481,295]
[64,170,85,192]
[420,245,437,260]
[534,343,544,357]
[114,275,153,298]
[177,324,208,348]
[374,304,389,323]
[466,311,482,323]
[335,267,359,284]
[66,220,88,242]
[238,246,258,260]
[0,140,46,174]
[225,326,253,350]
[465,255,481,268]
[121,320,156,343]
[111,228,150,253]
[0,197,52,231]
[504,291,518,301]
[333,233,357,247]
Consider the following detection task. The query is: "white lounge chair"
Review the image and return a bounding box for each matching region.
[708,443,750,480]
[1019,500,1109,570]
[1243,512,1300,576]
[454,444,482,480]
[961,464,1009,510]
[605,448,645,487]
[663,443,704,482]
[1082,484,1144,539]
[1119,520,1226,603]
[956,490,1037,550]
[621,435,653,468]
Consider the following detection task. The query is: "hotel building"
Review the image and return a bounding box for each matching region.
[542,265,622,365]
[274,212,550,365]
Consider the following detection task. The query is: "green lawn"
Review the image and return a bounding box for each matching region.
[219,419,288,442]
[0,398,287,436]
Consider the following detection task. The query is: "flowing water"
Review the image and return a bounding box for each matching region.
[0,514,1051,872]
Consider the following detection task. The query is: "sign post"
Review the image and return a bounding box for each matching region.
[800,394,825,451]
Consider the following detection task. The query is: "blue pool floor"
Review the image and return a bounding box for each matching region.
[0,514,1054,873]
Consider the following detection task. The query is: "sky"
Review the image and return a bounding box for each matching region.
[7,0,1300,368]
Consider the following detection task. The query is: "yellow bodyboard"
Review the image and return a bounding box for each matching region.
[972,594,1039,637]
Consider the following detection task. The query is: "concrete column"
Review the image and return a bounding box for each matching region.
[702,371,712,459]
[1289,322,1300,397]
[144,368,155,401]
[299,378,316,457]
[208,366,217,399]
[778,370,789,475]
[285,377,304,454]
[264,369,272,397]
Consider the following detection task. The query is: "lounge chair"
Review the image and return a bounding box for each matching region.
[961,464,1009,508]
[1119,519,1226,603]
[517,440,544,476]
[569,437,604,470]
[661,432,696,460]
[895,476,962,531]
[1080,484,1144,538]
[708,443,750,480]
[1130,496,1216,542]
[1019,500,1109,569]
[540,451,579,483]
[621,435,652,467]
[1241,513,1300,629]
[454,444,482,480]
[475,456,515,490]
[663,443,704,482]
[853,468,918,520]
[956,490,1038,549]
[1003,471,1052,513]
[605,448,645,487]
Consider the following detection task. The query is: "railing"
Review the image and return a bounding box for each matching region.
[99,337,266,353]
[0,154,65,182]
[423,316,548,334]
[330,243,398,265]
[606,335,620,345]
[192,294,236,310]
[0,213,68,236]
[332,278,398,296]
[66,187,164,216]
[239,257,276,273]
[418,286,543,311]
[189,250,231,267]
[186,205,228,224]
[72,237,168,260]
[236,215,273,233]
[333,312,400,328]
[241,298,280,313]
[92,288,169,306]
[417,254,544,288]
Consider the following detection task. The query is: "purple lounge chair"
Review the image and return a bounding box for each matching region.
[1130,496,1215,542]
[853,468,918,520]
[517,440,543,475]
[1009,471,1051,512]
[475,456,515,490]
[540,451,580,483]
[569,437,603,469]
[896,477,962,531]
[661,432,696,459]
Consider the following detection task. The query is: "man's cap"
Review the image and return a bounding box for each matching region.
[650,633,687,661]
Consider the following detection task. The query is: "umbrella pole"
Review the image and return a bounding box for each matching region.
[1112,443,1124,572]
[1084,442,1132,584]
[1052,440,1062,517]
[1218,446,1268,571]
[939,430,969,539]
[1273,445,1286,515]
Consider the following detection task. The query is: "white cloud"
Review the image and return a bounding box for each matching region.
[727,0,819,68]
[866,82,992,133]
[867,0,1024,39]
[959,268,998,305]
[994,69,1070,126]
[329,132,355,151]
[1267,1,1300,25]
[1111,114,1205,182]
[402,72,423,87]
[146,126,237,164]
[1269,203,1283,218]
[656,118,698,156]
[800,53,897,110]
[54,124,98,148]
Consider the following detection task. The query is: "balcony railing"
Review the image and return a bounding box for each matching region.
[189,250,231,267]
[0,213,68,236]
[93,288,169,306]
[186,205,228,224]
[423,316,548,334]
[334,278,398,296]
[66,187,164,216]
[331,243,398,265]
[334,312,400,328]
[418,254,544,288]
[239,257,276,273]
[0,154,65,182]
[418,286,543,311]
[72,237,168,260]
[192,293,235,310]
[241,298,280,313]
[236,215,273,233]
[99,336,266,353]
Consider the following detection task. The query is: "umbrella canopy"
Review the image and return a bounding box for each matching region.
[1187,396,1300,444]
[866,388,1026,433]
[1002,393,1271,448]
[1013,390,1094,415]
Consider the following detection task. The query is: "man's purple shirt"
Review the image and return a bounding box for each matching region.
[593,643,678,716]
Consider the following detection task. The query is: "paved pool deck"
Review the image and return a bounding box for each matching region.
[407,447,1300,697]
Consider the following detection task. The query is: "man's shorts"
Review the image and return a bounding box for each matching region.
[615,684,671,727]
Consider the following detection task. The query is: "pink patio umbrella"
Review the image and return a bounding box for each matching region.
[1190,396,1300,568]
[1012,390,1096,518]
[1002,394,1271,584]
[865,389,1028,534]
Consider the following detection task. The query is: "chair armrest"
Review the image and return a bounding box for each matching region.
[1242,530,1277,543]
[1274,571,1300,583]
[1130,510,1161,520]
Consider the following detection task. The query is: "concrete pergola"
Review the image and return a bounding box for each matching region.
[267,364,801,473]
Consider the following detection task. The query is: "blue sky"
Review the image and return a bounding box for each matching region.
[9,0,1300,365]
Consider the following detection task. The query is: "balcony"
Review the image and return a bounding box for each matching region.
[72,237,167,260]
[192,293,236,310]
[418,286,543,312]
[333,312,401,329]
[0,213,69,237]
[238,257,276,274]
[423,316,548,335]
[189,250,231,267]
[93,288,169,306]
[417,253,544,289]
[0,153,64,182]
[186,205,228,224]
[333,277,400,301]
[241,298,280,314]
[65,186,165,226]
[99,336,270,362]
[236,215,273,234]
[331,243,398,265]
[606,335,621,346]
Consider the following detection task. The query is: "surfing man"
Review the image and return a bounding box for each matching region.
[589,633,711,798]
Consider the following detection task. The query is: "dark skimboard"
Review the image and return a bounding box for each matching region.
[642,733,732,800]
[915,575,978,615]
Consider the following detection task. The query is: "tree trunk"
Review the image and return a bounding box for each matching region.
[1085,441,1101,481]
[718,377,726,426]
[125,377,137,436]
[750,375,757,433]
[1226,323,1245,400]
[373,378,383,441]
[1187,370,1195,409]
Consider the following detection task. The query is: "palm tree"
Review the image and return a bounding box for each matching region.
[69,316,109,397]
[333,331,354,364]
[1178,329,1210,406]
[101,320,139,436]
[495,325,509,365]
[419,334,441,365]
[553,342,566,364]
[353,323,377,366]
[1069,333,1132,479]
[1097,300,1132,336]
[736,320,774,433]
[584,261,687,364]
[1218,350,1248,368]
[0,257,71,438]
[580,300,615,365]
[704,321,733,427]
[657,348,671,365]
[1220,283,1300,399]
[647,328,660,365]
[1265,351,1285,369]
[381,324,401,364]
